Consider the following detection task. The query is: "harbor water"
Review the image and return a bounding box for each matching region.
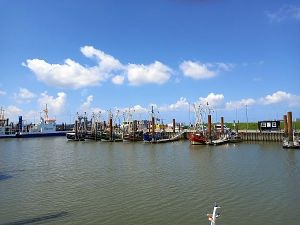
[0,137,300,225]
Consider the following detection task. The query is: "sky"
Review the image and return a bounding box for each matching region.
[0,0,300,124]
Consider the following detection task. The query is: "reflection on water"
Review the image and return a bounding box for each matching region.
[1,211,68,225]
[0,138,299,225]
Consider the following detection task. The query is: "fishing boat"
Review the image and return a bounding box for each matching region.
[188,103,209,145]
[144,130,184,143]
[122,109,145,142]
[0,105,67,138]
[123,131,143,142]
[228,131,243,143]
[188,132,208,145]
[282,132,300,149]
[207,203,221,225]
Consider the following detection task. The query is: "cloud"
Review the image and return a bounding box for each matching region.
[180,61,215,79]
[24,58,107,89]
[24,46,172,88]
[24,46,124,89]
[80,46,123,71]
[127,61,172,86]
[80,95,94,112]
[198,93,225,107]
[117,105,148,114]
[179,61,233,80]
[224,91,300,111]
[14,88,36,103]
[225,98,256,110]
[260,91,300,107]
[266,5,300,23]
[112,75,125,85]
[159,97,189,112]
[0,90,6,96]
[3,106,50,122]
[131,105,148,114]
[78,95,107,115]
[38,92,67,115]
[6,105,22,119]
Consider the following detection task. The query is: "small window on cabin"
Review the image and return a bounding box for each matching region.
[261,122,266,127]
[267,122,271,127]
[272,122,277,127]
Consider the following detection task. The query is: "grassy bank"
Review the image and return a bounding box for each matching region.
[224,121,300,131]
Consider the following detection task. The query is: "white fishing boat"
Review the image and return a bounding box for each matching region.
[0,105,67,138]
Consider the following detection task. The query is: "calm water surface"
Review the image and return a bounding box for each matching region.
[0,137,300,225]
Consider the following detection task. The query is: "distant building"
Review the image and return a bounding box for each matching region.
[258,120,280,132]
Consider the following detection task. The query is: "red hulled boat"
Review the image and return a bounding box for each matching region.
[188,132,208,145]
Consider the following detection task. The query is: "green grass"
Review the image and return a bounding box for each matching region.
[224,121,300,131]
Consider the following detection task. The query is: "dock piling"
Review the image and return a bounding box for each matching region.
[208,114,212,139]
[287,112,293,142]
[173,119,176,133]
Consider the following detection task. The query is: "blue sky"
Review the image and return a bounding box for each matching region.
[0,0,300,124]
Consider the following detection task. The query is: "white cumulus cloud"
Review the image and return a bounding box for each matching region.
[118,105,148,114]
[24,58,106,89]
[179,61,233,80]
[24,46,173,88]
[198,93,225,108]
[38,92,67,115]
[127,61,172,86]
[112,75,125,85]
[260,91,300,107]
[80,95,94,112]
[80,46,123,71]
[159,97,189,112]
[131,105,148,114]
[6,105,23,119]
[24,46,124,89]
[180,61,216,79]
[14,88,36,103]
[225,98,256,110]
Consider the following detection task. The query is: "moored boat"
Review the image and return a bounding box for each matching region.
[0,105,68,139]
[188,132,208,145]
[282,137,300,149]
[123,131,144,142]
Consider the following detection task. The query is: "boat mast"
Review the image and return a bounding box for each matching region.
[43,104,49,120]
[0,107,4,120]
[151,106,155,141]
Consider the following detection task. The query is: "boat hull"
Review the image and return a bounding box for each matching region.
[0,131,68,139]
[188,133,208,145]
[123,131,144,142]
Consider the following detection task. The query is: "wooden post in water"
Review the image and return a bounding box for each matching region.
[109,117,113,141]
[95,122,97,141]
[152,116,155,140]
[148,120,151,133]
[221,117,224,135]
[283,115,288,136]
[173,119,176,133]
[75,120,78,140]
[208,114,212,139]
[287,112,293,142]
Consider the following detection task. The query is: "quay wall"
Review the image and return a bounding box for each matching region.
[239,131,285,142]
